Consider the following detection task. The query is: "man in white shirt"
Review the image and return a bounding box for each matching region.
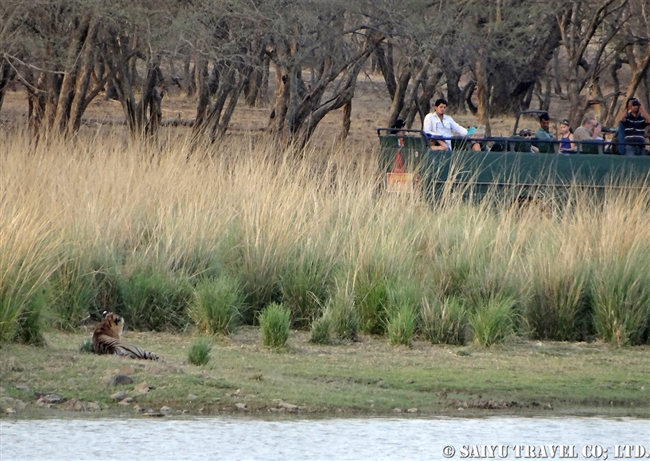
[422,98,468,149]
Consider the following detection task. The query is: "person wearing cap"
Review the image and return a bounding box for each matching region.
[619,97,650,156]
[559,119,576,153]
[422,98,468,150]
[518,129,539,153]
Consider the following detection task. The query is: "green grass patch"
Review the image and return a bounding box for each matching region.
[469,297,517,346]
[188,337,212,366]
[421,296,468,345]
[189,277,243,336]
[259,302,291,349]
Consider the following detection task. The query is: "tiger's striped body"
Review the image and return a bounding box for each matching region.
[92,312,159,361]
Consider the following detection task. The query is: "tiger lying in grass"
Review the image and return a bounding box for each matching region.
[92,311,160,360]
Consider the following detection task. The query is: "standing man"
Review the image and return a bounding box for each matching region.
[619,97,650,156]
[423,98,468,150]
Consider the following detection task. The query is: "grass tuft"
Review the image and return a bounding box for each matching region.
[188,337,212,366]
[470,297,517,347]
[421,296,468,345]
[386,303,417,347]
[259,302,291,349]
[329,287,358,341]
[309,314,332,345]
[190,277,243,336]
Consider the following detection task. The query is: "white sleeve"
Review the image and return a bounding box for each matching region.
[450,118,468,136]
[422,113,435,135]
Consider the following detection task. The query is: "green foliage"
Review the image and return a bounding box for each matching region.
[309,314,332,345]
[259,302,291,349]
[189,277,243,336]
[354,271,389,335]
[48,258,99,331]
[121,267,193,331]
[421,296,468,345]
[386,304,417,347]
[279,256,333,330]
[188,337,212,366]
[525,261,591,341]
[469,297,517,347]
[91,268,127,322]
[329,288,358,341]
[12,289,47,346]
[591,254,650,346]
[79,338,93,353]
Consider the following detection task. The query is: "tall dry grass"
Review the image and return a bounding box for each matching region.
[1,127,649,345]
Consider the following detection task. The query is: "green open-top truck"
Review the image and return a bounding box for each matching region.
[378,112,650,201]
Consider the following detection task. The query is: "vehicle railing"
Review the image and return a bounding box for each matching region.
[377,128,650,154]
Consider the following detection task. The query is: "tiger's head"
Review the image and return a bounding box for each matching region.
[97,311,125,339]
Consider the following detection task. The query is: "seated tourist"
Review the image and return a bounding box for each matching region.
[470,125,488,151]
[423,98,468,149]
[518,129,539,153]
[559,119,577,153]
[426,133,448,150]
[535,112,556,153]
[573,117,597,142]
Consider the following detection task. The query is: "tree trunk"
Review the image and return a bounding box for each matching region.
[0,58,16,115]
[475,54,491,136]
[386,66,411,129]
[444,67,463,113]
[374,43,396,99]
[340,100,352,142]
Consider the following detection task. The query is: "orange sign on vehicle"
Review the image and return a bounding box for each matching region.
[386,172,415,192]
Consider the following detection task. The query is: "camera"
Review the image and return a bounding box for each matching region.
[631,98,641,107]
[600,126,617,134]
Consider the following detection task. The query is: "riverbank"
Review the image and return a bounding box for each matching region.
[1,328,648,419]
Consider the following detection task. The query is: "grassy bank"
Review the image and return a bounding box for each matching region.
[1,128,649,417]
[1,329,648,418]
[2,129,650,347]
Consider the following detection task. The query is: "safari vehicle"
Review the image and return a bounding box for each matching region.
[377,112,650,201]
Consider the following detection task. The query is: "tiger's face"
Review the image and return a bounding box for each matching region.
[101,311,125,339]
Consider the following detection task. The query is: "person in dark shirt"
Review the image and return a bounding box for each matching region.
[619,97,650,156]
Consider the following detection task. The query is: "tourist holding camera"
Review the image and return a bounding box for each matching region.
[619,97,650,156]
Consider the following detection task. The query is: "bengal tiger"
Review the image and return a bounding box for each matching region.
[92,312,160,360]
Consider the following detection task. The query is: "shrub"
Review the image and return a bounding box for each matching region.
[524,250,591,341]
[421,296,468,345]
[190,277,243,336]
[13,290,48,346]
[121,267,193,331]
[591,255,650,346]
[469,297,517,346]
[188,337,212,366]
[79,339,94,353]
[279,257,333,330]
[309,314,332,345]
[329,289,358,341]
[354,272,389,335]
[48,258,99,331]
[259,302,291,348]
[386,304,417,347]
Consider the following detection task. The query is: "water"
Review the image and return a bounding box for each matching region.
[1,416,649,461]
